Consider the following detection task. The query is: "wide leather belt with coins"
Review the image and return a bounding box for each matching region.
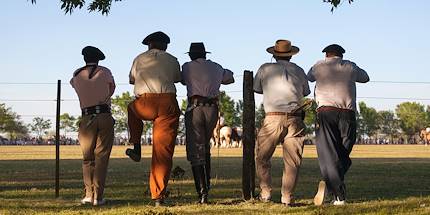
[81,104,111,116]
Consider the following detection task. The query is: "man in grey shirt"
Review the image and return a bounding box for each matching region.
[308,44,369,206]
[254,39,310,206]
[181,42,234,204]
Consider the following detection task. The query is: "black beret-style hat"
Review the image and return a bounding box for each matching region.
[82,46,105,61]
[322,44,345,54]
[142,31,170,45]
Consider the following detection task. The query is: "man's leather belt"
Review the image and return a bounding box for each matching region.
[82,104,111,116]
[188,95,218,107]
[317,106,354,113]
[266,111,303,117]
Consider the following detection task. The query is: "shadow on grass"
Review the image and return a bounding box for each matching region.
[1,157,430,210]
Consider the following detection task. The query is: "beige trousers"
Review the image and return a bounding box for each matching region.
[255,115,305,204]
[78,113,114,200]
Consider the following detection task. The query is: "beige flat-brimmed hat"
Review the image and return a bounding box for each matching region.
[266,39,299,56]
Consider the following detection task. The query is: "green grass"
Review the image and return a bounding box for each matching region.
[1,145,430,214]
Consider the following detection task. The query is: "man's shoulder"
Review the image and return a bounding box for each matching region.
[312,59,327,67]
[97,65,111,72]
[258,62,278,70]
[340,59,357,67]
[286,61,305,72]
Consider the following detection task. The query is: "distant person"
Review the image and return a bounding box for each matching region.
[70,46,116,206]
[254,39,310,206]
[126,31,181,206]
[181,42,234,203]
[308,44,369,206]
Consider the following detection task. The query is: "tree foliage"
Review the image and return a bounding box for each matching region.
[395,102,428,137]
[0,103,28,138]
[30,0,352,15]
[377,110,399,140]
[218,91,236,127]
[303,98,317,135]
[30,0,123,15]
[111,92,132,137]
[255,103,265,129]
[324,0,354,12]
[30,117,52,138]
[358,101,379,138]
[60,113,77,136]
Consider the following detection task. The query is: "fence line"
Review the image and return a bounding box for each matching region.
[3,95,430,102]
[2,80,430,85]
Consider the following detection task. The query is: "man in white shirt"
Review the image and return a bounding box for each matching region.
[308,44,369,206]
[181,42,234,203]
[254,39,310,206]
[126,31,181,206]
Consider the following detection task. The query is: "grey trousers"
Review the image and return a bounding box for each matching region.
[185,105,218,166]
[316,109,356,200]
[78,113,114,200]
[255,115,305,204]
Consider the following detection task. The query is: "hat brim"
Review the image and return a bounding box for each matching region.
[186,51,211,54]
[266,46,299,56]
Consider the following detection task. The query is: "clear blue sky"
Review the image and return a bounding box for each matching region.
[1,0,430,123]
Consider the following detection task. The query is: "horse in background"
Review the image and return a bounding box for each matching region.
[419,128,430,146]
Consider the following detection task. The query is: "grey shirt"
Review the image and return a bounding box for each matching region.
[307,56,369,111]
[254,60,311,113]
[181,58,234,98]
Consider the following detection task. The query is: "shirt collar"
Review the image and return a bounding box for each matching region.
[86,62,98,66]
[325,56,342,61]
[276,59,291,65]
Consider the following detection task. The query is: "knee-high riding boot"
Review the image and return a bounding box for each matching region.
[192,165,209,204]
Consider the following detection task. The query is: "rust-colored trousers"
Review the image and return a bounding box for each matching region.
[128,93,180,200]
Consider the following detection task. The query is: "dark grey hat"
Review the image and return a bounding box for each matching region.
[322,44,345,54]
[142,31,170,45]
[187,42,211,54]
[82,46,105,61]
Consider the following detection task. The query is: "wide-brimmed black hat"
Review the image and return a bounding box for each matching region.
[82,46,105,61]
[142,31,170,45]
[322,44,345,54]
[187,42,211,54]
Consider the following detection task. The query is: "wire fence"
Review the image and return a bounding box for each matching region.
[1,79,430,121]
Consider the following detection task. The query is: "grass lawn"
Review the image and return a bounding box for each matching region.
[0,145,430,214]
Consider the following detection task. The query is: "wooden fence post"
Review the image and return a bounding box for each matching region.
[242,70,256,200]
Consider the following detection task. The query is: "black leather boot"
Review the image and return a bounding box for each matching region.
[205,154,211,191]
[192,166,202,199]
[126,143,141,162]
[192,165,209,204]
[200,165,209,204]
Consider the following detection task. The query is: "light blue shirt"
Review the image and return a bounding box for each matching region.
[254,60,310,113]
[181,58,234,98]
[307,56,369,111]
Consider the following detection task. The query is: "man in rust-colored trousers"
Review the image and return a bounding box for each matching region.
[126,31,181,206]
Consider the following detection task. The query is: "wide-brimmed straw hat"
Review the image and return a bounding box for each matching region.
[187,42,211,54]
[266,40,299,57]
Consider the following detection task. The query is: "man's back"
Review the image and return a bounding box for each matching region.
[308,57,369,110]
[254,60,310,113]
[182,58,234,98]
[71,65,115,109]
[129,49,181,95]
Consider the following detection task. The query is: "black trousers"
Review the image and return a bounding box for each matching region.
[185,105,218,166]
[315,109,356,200]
